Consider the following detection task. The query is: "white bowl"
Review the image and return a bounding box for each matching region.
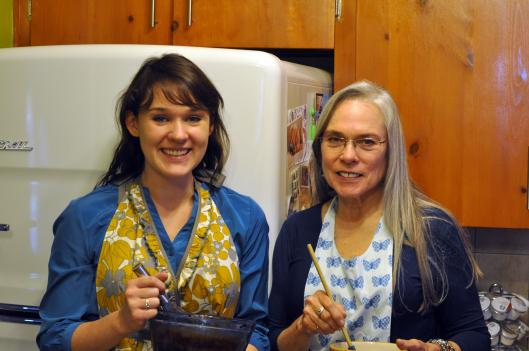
[330,341,401,351]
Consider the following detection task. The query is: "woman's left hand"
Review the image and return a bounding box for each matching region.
[396,339,461,351]
[395,339,440,351]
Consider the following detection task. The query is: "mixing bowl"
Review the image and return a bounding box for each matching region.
[150,311,256,351]
[330,341,401,351]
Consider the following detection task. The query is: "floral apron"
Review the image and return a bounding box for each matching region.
[95,181,240,350]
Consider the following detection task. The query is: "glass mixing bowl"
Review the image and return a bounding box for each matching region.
[149,311,256,351]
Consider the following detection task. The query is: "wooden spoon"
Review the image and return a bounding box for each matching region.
[307,243,356,350]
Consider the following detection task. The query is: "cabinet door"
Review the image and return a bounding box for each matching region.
[335,0,529,228]
[172,0,335,48]
[26,0,173,45]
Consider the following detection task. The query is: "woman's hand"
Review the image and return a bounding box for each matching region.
[396,339,439,351]
[71,272,169,351]
[298,290,346,336]
[396,339,460,351]
[115,272,169,335]
[277,290,346,351]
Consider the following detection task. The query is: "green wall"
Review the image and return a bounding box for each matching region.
[0,0,13,48]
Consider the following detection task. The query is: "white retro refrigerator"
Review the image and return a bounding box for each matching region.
[0,45,331,349]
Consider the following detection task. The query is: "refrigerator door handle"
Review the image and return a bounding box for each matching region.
[0,303,41,325]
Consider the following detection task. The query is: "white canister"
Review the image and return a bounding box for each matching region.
[515,320,529,341]
[500,322,518,346]
[506,296,528,320]
[487,321,500,346]
[491,297,509,321]
[480,295,492,320]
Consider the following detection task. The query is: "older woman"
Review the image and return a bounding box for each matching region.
[268,80,488,351]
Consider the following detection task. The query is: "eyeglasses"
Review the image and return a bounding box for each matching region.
[320,134,386,152]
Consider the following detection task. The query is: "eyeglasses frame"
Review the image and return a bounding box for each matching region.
[319,134,387,153]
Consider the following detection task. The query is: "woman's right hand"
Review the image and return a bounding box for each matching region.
[116,272,169,334]
[298,290,347,336]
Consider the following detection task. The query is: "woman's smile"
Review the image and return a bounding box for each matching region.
[336,171,362,178]
[161,148,191,157]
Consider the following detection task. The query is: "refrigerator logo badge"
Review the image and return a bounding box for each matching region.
[0,140,34,151]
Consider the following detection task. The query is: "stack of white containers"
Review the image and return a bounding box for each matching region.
[480,284,529,349]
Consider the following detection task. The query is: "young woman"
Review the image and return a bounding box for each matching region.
[37,53,269,351]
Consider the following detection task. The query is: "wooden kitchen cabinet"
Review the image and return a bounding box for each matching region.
[14,0,335,49]
[334,0,529,228]
[19,0,174,45]
[171,0,335,48]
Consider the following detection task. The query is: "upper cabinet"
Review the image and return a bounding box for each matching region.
[334,0,529,228]
[23,0,174,45]
[15,0,335,49]
[171,1,335,48]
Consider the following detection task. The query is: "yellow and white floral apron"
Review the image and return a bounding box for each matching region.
[95,181,240,350]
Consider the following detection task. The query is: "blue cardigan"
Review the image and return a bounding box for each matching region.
[267,204,489,351]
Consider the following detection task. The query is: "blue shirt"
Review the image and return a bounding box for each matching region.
[37,184,270,351]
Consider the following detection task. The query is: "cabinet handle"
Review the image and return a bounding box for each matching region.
[335,0,343,20]
[150,0,156,28]
[187,0,193,27]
